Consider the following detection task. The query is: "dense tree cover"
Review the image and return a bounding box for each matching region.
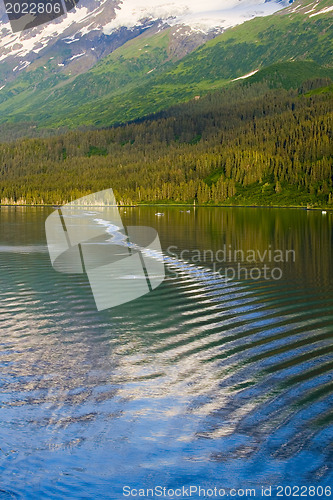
[0,80,332,207]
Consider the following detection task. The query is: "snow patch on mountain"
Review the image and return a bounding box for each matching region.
[232,69,259,81]
[309,5,333,16]
[104,0,292,34]
[0,6,91,62]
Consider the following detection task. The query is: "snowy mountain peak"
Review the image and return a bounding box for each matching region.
[0,0,293,86]
[104,0,293,33]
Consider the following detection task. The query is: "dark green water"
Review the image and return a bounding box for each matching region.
[0,206,332,499]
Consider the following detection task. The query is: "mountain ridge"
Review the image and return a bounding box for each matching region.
[0,0,292,80]
[0,0,332,132]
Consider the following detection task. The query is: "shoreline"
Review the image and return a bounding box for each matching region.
[0,203,332,211]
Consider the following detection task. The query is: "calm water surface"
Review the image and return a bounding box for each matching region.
[0,207,332,499]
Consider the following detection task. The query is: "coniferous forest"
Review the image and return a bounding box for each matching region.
[0,79,332,207]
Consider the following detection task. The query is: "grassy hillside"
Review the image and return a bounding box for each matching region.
[0,29,175,127]
[0,0,332,131]
[248,61,333,89]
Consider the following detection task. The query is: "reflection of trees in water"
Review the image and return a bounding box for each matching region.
[139,207,332,289]
[1,205,331,287]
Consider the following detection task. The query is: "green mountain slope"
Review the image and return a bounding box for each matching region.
[0,0,332,130]
[0,28,175,125]
[247,61,333,89]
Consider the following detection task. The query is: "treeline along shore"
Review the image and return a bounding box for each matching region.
[0,79,332,208]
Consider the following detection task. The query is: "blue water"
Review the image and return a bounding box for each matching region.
[0,206,332,499]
